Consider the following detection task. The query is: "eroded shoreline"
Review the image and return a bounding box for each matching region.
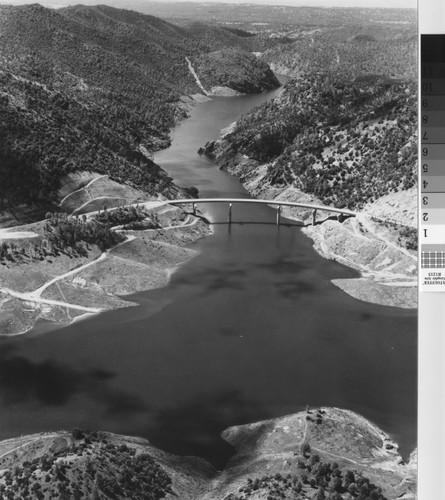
[0,203,211,336]
[201,145,417,309]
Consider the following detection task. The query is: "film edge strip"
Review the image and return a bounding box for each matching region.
[420,35,445,290]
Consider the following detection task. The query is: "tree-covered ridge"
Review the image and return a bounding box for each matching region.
[220,76,416,209]
[225,454,387,500]
[0,3,199,144]
[0,431,174,500]
[261,33,416,81]
[0,3,281,220]
[192,50,280,93]
[179,21,290,52]
[0,70,173,210]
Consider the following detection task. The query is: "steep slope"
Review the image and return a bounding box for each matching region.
[0,3,195,221]
[191,49,280,95]
[0,4,280,225]
[210,77,416,210]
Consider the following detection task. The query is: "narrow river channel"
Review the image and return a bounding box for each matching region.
[0,80,416,468]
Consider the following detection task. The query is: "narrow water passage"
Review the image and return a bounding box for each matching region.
[0,83,416,468]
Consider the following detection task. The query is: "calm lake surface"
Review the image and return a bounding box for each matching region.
[0,81,416,468]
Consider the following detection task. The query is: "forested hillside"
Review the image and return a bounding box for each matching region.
[191,50,279,94]
[215,76,416,209]
[261,25,416,81]
[205,20,416,211]
[0,3,280,221]
[179,21,287,52]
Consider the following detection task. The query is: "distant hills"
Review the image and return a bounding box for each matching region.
[0,3,280,223]
[0,1,417,27]
[261,24,416,81]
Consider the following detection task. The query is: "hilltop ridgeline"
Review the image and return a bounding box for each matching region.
[0,408,416,500]
[0,3,280,223]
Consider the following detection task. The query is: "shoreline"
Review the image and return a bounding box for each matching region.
[0,406,417,499]
[0,211,212,336]
[204,150,417,309]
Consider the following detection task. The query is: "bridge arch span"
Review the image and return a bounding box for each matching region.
[166,198,356,225]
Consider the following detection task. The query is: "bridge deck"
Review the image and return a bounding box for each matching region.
[167,198,356,217]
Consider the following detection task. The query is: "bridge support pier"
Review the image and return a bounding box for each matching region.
[192,203,197,215]
[228,203,232,224]
[312,209,317,226]
[276,206,281,226]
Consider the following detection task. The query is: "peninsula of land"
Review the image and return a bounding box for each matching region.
[0,407,416,500]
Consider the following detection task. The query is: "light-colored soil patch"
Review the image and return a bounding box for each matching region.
[210,86,241,96]
[0,294,41,335]
[332,277,417,309]
[303,218,416,276]
[303,218,417,308]
[61,189,91,211]
[308,408,395,463]
[0,249,102,293]
[0,210,211,335]
[136,219,211,247]
[74,255,170,296]
[0,228,39,240]
[363,187,417,228]
[110,237,197,269]
[58,171,98,199]
[88,178,144,200]
[73,197,132,215]
[59,172,148,214]
[41,279,134,310]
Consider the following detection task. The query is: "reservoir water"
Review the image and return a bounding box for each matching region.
[0,81,416,468]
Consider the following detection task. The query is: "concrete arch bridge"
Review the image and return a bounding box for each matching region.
[167,198,356,226]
